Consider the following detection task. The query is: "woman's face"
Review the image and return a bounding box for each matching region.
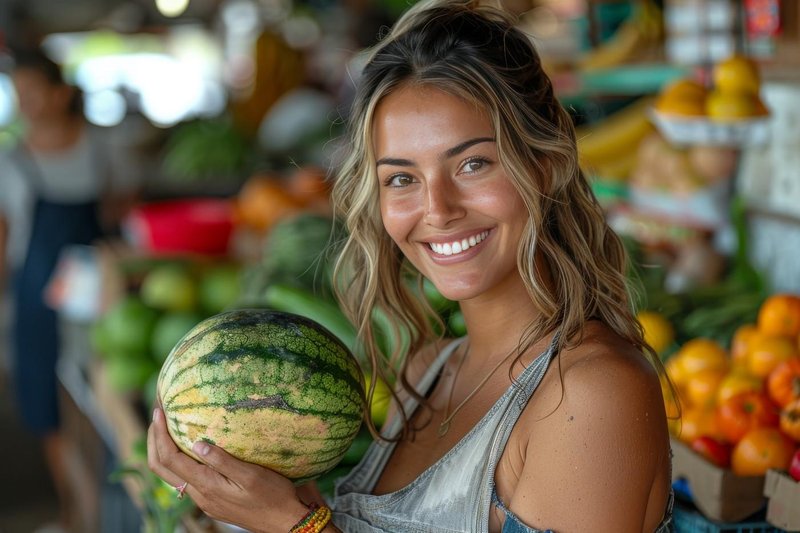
[373,85,529,302]
[12,68,71,122]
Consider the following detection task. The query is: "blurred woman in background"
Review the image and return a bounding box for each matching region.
[0,48,128,532]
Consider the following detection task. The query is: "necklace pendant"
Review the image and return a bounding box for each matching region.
[438,421,450,437]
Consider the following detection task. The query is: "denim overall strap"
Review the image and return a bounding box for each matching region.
[474,330,562,530]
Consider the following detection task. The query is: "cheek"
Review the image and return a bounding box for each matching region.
[380,194,422,245]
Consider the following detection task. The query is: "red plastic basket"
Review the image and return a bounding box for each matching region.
[124,198,234,256]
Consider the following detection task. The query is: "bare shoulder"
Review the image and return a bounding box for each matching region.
[527,322,667,437]
[502,323,671,531]
[560,323,663,407]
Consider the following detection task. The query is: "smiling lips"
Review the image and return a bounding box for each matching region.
[427,230,490,256]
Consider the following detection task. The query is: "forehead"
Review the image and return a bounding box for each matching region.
[372,85,493,155]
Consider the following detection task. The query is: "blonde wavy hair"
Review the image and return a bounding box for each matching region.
[331,0,666,433]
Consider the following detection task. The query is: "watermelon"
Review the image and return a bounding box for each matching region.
[157,309,366,482]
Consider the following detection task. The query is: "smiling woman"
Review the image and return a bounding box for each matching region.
[147,1,675,532]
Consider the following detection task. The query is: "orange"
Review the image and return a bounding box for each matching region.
[655,78,707,117]
[747,334,799,378]
[731,427,796,476]
[659,78,708,101]
[678,406,723,444]
[677,338,730,376]
[705,90,759,122]
[731,323,760,368]
[713,55,761,96]
[684,369,726,409]
[716,370,763,406]
[758,294,800,338]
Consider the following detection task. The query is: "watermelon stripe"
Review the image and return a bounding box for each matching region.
[162,376,364,417]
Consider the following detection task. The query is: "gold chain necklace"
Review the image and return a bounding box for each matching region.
[438,342,515,437]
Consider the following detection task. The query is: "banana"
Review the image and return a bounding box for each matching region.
[576,97,656,168]
[577,0,662,71]
[577,19,645,71]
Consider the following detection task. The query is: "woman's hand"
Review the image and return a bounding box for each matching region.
[147,407,311,533]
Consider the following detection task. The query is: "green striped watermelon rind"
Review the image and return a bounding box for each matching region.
[157,309,366,483]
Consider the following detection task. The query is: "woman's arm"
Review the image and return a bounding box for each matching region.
[505,347,671,532]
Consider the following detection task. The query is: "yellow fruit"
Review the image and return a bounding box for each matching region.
[684,369,726,409]
[660,78,708,102]
[637,311,675,355]
[713,55,760,95]
[655,78,707,116]
[747,334,799,379]
[677,338,730,376]
[365,375,392,428]
[705,90,759,122]
[731,323,761,368]
[665,355,687,387]
[678,406,722,443]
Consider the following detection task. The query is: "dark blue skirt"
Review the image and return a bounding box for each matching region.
[11,198,101,435]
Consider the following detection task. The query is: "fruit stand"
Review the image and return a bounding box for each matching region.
[3,1,800,532]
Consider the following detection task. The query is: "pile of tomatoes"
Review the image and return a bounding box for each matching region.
[664,293,800,481]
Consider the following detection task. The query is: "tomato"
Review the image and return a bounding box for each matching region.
[690,436,732,468]
[732,427,796,476]
[780,398,800,442]
[716,391,780,443]
[767,358,800,408]
[790,449,800,482]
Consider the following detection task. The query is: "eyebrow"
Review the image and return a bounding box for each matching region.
[376,136,495,167]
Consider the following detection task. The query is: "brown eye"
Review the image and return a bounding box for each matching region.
[385,173,414,187]
[460,157,488,174]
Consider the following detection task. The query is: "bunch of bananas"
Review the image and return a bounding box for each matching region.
[576,96,656,181]
[577,0,663,72]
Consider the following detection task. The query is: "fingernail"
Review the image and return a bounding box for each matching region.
[193,441,210,456]
[152,407,162,422]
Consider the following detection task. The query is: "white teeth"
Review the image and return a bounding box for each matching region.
[428,231,489,256]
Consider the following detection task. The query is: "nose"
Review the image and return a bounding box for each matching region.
[423,176,465,227]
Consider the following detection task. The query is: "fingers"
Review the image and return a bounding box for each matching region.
[147,408,184,488]
[190,439,256,487]
[149,407,218,491]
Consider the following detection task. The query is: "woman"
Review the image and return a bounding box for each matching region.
[0,48,127,531]
[148,1,674,531]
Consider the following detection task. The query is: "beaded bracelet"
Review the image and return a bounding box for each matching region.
[289,503,332,533]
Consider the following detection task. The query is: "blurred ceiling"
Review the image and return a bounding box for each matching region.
[1,0,222,49]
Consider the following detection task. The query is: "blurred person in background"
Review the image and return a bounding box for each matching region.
[0,47,134,533]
